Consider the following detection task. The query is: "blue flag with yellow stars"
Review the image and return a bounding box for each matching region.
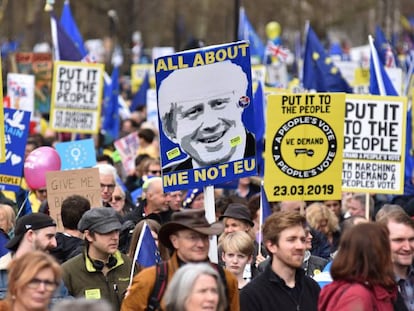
[302,25,352,93]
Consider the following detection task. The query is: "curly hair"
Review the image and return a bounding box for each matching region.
[306,202,339,235]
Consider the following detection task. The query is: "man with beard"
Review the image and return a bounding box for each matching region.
[240,211,320,311]
[377,208,414,311]
[121,208,239,311]
[0,213,70,302]
[62,208,135,311]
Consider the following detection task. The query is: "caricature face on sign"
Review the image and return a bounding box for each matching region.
[155,41,257,192]
[159,61,249,169]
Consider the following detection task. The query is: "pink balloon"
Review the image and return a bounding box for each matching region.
[24,146,61,190]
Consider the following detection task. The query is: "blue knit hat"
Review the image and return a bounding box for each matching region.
[182,188,203,209]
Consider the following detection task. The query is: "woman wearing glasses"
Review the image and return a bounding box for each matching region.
[0,251,61,311]
[109,185,134,218]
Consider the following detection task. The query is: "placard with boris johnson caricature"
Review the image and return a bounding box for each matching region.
[155,41,257,191]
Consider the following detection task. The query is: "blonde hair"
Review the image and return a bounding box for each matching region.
[7,251,61,301]
[0,204,16,233]
[219,231,254,257]
[306,202,339,233]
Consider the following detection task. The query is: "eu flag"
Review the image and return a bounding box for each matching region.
[60,0,87,57]
[135,222,161,267]
[242,82,265,176]
[102,66,120,140]
[238,7,265,63]
[130,71,150,112]
[302,25,352,93]
[50,12,83,61]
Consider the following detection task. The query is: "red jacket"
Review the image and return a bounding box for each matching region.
[318,280,396,311]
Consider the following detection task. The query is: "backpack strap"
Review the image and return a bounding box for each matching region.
[147,262,168,311]
[212,264,230,311]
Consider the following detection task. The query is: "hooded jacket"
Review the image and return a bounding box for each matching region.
[318,279,396,311]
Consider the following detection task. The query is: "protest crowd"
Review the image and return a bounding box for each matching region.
[2,1,414,311]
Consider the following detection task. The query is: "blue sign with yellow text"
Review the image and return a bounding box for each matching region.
[155,41,257,191]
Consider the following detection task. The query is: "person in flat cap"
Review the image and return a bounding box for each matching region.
[0,213,71,302]
[158,60,255,173]
[121,208,240,311]
[62,208,136,311]
[218,203,267,279]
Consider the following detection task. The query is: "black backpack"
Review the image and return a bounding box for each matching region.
[147,261,229,311]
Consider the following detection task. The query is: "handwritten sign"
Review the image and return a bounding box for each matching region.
[46,168,102,229]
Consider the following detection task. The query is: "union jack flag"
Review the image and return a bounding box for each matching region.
[384,44,396,68]
[266,41,289,62]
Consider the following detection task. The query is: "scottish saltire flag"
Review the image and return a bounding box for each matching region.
[238,7,265,62]
[302,25,352,93]
[130,71,150,112]
[368,35,398,96]
[102,66,120,140]
[60,0,87,57]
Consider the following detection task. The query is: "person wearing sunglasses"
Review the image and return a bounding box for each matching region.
[109,185,134,218]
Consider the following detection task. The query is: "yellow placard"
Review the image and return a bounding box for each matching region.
[49,61,104,134]
[130,64,156,93]
[264,93,345,201]
[354,68,370,86]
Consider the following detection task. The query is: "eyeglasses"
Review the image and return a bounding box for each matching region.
[27,278,58,292]
[178,233,210,243]
[100,183,115,191]
[111,196,124,202]
[36,189,47,194]
[149,170,161,175]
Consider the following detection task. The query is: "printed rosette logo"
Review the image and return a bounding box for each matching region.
[272,115,337,179]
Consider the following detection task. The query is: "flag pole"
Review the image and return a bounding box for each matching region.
[129,221,147,287]
[368,35,386,96]
[258,182,264,257]
[204,185,218,263]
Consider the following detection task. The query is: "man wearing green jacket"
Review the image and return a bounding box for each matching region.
[62,208,135,311]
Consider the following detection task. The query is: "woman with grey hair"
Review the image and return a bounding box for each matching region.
[164,263,227,311]
[52,298,112,311]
